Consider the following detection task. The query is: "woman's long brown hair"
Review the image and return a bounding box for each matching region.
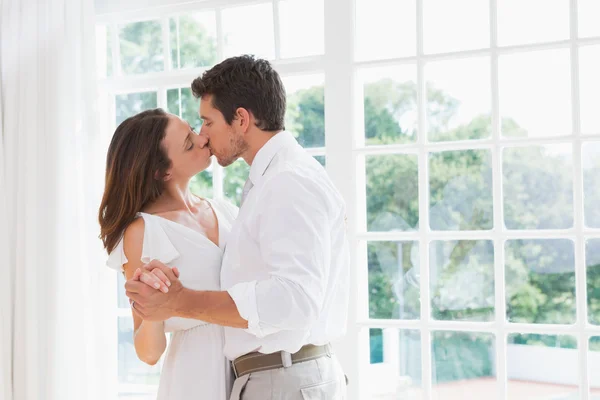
[99,109,172,254]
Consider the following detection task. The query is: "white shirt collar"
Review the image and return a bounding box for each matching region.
[248,131,297,185]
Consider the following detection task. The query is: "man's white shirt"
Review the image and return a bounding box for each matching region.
[221,131,350,360]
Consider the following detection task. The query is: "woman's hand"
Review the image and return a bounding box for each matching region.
[132,265,180,293]
[127,260,184,321]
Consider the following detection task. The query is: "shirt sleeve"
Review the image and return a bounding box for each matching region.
[227,172,331,338]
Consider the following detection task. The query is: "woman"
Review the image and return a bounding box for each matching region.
[98,108,237,399]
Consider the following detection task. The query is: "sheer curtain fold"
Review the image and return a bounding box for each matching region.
[0,0,111,399]
[0,5,13,398]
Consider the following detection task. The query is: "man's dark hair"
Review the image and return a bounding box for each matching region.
[191,55,286,131]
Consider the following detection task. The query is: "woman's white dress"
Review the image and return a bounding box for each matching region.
[107,198,238,400]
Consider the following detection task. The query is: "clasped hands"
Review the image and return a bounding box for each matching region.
[125,259,184,321]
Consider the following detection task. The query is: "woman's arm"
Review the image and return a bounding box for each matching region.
[122,218,167,366]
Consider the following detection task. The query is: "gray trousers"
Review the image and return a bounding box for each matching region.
[229,353,347,400]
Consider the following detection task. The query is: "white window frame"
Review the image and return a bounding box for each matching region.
[95,0,600,399]
[339,0,600,399]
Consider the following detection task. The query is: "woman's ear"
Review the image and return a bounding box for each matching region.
[154,170,172,181]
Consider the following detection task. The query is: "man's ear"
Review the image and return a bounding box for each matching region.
[235,107,251,132]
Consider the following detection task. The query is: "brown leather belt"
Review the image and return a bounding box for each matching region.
[232,344,331,378]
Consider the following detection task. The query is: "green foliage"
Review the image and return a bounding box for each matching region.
[115,92,157,125]
[119,21,164,74]
[189,170,213,198]
[223,159,250,206]
[368,241,420,320]
[432,332,494,383]
[285,85,325,148]
[169,16,217,69]
[591,336,600,352]
[509,334,577,350]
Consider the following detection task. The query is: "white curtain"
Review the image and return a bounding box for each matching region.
[0,12,12,399]
[0,0,112,399]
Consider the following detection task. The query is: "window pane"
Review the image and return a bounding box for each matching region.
[366,329,423,399]
[499,49,571,138]
[423,0,489,54]
[222,4,275,59]
[370,328,384,364]
[223,158,250,207]
[279,0,324,58]
[118,317,161,398]
[314,155,326,167]
[166,87,180,116]
[283,74,325,148]
[580,45,600,135]
[190,170,213,199]
[119,21,164,75]
[115,92,158,125]
[586,240,600,325]
[368,241,420,320]
[166,87,202,130]
[181,88,200,127]
[355,0,416,61]
[429,150,493,231]
[583,142,600,228]
[425,57,491,142]
[430,240,494,321]
[366,155,418,232]
[432,332,496,398]
[165,87,212,197]
[591,337,600,397]
[359,65,418,145]
[505,239,576,324]
[169,13,217,69]
[507,334,578,399]
[579,0,600,38]
[503,145,573,230]
[497,0,569,46]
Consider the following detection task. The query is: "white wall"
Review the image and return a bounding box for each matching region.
[507,344,600,388]
[365,343,600,398]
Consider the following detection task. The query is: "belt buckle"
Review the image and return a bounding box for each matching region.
[281,351,293,368]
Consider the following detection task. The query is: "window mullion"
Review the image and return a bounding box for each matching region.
[415,0,434,398]
[571,0,590,398]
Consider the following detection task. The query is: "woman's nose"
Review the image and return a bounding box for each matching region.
[196,133,209,148]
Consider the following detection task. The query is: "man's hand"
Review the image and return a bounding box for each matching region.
[125,260,183,321]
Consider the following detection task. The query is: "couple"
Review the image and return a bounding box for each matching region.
[98,55,350,399]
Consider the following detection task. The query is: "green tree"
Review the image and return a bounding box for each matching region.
[169,15,217,69]
[223,159,250,206]
[119,21,164,74]
[285,86,325,148]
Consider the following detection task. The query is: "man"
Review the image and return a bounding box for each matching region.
[125,55,350,399]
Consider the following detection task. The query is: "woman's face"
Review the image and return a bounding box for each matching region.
[161,114,212,181]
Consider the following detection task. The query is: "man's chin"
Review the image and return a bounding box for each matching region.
[218,160,235,167]
[214,156,235,168]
